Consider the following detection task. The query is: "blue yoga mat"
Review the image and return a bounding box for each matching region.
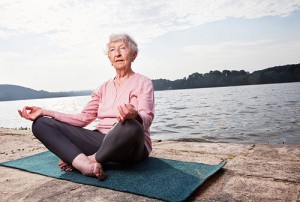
[0,151,226,201]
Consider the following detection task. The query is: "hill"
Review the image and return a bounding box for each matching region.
[1,63,299,101]
[0,85,91,101]
[152,63,300,90]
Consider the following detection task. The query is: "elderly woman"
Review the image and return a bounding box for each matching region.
[18,34,155,180]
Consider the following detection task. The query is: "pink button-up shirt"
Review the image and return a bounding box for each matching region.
[54,73,155,153]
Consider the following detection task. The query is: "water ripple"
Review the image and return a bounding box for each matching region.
[1,83,300,144]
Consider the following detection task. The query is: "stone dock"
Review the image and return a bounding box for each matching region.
[0,128,299,201]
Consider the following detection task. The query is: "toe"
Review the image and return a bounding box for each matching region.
[98,172,107,181]
[93,163,106,181]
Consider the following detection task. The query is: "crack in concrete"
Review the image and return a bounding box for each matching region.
[235,173,300,184]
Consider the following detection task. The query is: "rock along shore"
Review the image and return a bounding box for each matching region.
[0,128,299,201]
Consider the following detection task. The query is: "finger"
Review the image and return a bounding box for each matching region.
[117,115,124,123]
[118,105,126,117]
[125,104,137,118]
[23,106,31,111]
[124,103,134,110]
[122,105,130,115]
[18,109,23,117]
[22,107,28,119]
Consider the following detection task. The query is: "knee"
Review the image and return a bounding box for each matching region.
[32,116,48,128]
[32,117,53,137]
[122,119,144,139]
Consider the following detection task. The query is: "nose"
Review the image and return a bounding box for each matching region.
[115,48,121,56]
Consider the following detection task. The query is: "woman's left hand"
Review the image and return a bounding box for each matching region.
[117,103,138,123]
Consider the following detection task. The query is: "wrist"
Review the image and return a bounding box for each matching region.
[42,109,55,118]
[41,108,45,116]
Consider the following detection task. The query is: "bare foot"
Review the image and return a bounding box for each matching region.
[58,159,73,172]
[93,162,107,180]
[87,154,96,163]
[72,153,106,180]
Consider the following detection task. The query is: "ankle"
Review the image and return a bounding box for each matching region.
[72,154,93,175]
[87,154,97,163]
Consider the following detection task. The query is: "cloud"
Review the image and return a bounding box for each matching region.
[1,0,300,59]
[0,0,300,90]
[1,0,300,44]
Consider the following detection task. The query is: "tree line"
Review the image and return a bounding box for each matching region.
[1,63,299,101]
[152,63,300,90]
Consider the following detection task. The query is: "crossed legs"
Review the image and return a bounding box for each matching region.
[32,117,148,180]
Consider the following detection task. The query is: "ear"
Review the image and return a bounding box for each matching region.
[108,55,114,66]
[132,52,137,62]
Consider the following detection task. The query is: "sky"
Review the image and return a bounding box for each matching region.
[1,0,300,92]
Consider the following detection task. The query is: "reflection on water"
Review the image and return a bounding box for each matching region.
[152,82,300,144]
[0,82,299,144]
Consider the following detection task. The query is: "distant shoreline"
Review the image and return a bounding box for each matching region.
[1,63,299,101]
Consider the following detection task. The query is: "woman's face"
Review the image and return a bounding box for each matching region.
[108,40,136,71]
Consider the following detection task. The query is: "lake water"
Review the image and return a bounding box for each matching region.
[0,82,299,144]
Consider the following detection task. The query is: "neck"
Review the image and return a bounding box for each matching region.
[115,70,133,79]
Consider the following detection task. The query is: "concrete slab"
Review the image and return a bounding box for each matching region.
[1,128,299,201]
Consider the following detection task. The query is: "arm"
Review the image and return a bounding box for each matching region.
[18,88,102,127]
[54,90,101,127]
[136,78,155,129]
[18,106,55,121]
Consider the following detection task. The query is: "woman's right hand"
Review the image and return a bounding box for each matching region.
[18,106,43,121]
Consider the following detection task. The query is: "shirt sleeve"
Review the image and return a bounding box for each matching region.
[54,88,101,127]
[137,78,155,130]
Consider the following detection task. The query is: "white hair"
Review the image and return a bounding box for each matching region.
[106,34,138,55]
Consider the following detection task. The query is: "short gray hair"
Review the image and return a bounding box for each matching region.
[106,34,138,55]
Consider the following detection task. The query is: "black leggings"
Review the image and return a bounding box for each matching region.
[32,117,149,165]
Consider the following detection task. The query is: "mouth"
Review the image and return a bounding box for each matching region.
[115,59,124,62]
